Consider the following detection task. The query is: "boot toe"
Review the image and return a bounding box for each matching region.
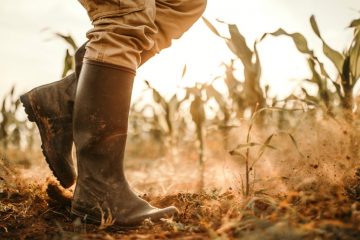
[126,205,179,226]
[160,205,179,217]
[144,205,179,221]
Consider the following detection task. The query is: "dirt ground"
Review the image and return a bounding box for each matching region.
[1,158,360,240]
[1,118,360,239]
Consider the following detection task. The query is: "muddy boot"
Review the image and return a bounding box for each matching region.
[72,60,178,227]
[20,43,86,188]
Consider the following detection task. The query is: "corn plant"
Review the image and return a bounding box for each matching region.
[183,81,228,191]
[230,107,302,196]
[188,86,206,191]
[261,15,360,118]
[0,86,36,150]
[55,33,78,77]
[143,80,183,147]
[202,18,266,118]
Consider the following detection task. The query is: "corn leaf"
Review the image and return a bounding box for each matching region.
[349,31,360,80]
[234,142,262,150]
[181,65,187,79]
[317,58,331,79]
[55,33,78,51]
[307,58,324,87]
[349,18,360,28]
[61,49,74,78]
[202,17,223,37]
[256,134,276,161]
[261,29,313,55]
[205,85,225,107]
[253,42,262,80]
[301,88,320,104]
[229,150,247,162]
[228,24,253,69]
[310,15,344,74]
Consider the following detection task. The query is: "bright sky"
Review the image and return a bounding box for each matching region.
[0,0,359,100]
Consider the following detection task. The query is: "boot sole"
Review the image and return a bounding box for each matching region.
[20,92,74,188]
[71,205,139,230]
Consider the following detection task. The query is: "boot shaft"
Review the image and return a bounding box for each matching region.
[73,60,135,187]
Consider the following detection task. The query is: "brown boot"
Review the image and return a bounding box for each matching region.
[19,43,86,188]
[72,60,178,227]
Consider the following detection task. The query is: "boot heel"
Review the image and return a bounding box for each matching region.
[20,93,36,122]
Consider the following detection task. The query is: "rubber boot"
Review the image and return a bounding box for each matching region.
[19,43,155,188]
[72,60,178,227]
[19,43,86,188]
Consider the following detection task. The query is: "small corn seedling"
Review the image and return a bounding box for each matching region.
[230,107,303,196]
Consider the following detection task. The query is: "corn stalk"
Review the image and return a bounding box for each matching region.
[144,80,182,148]
[261,15,360,118]
[203,18,266,118]
[261,15,360,160]
[184,81,227,191]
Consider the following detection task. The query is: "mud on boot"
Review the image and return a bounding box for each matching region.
[19,43,86,188]
[72,61,178,227]
[20,74,77,188]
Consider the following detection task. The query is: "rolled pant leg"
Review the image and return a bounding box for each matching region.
[80,0,157,71]
[79,0,207,70]
[140,0,207,65]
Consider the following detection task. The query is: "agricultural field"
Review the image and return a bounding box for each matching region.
[1,14,360,240]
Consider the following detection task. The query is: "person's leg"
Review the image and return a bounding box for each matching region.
[140,0,207,64]
[21,0,207,189]
[72,0,178,226]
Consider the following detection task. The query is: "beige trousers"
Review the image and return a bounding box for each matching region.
[78,0,207,71]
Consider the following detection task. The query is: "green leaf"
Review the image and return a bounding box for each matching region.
[202,17,222,37]
[61,49,74,78]
[205,85,225,107]
[261,28,313,55]
[229,150,246,161]
[253,42,262,79]
[256,134,276,160]
[316,58,331,79]
[287,133,303,157]
[322,45,345,75]
[181,65,187,79]
[310,15,321,37]
[350,31,360,80]
[55,33,78,51]
[228,24,253,68]
[307,58,323,86]
[310,15,344,74]
[234,142,262,150]
[145,80,168,110]
[349,18,360,28]
[301,88,320,104]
